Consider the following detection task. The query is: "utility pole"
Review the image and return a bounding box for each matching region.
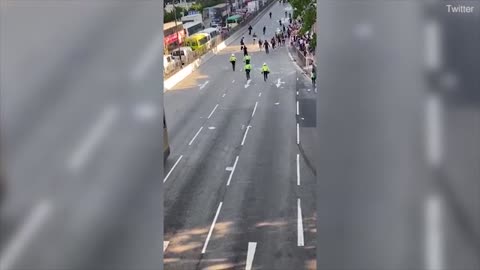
[173,1,183,65]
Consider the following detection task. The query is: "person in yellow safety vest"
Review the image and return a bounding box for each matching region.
[261,63,270,81]
[243,54,251,65]
[229,54,237,71]
[244,62,252,80]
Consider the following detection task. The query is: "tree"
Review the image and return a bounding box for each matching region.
[164,6,187,23]
[289,0,316,34]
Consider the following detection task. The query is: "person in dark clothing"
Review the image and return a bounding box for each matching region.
[258,39,263,50]
[248,25,253,35]
[269,12,272,19]
[271,38,276,49]
[240,36,245,50]
[264,41,270,54]
[243,45,248,56]
[263,26,266,35]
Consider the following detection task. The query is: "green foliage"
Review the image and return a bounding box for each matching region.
[164,6,187,23]
[289,0,316,33]
[310,32,316,50]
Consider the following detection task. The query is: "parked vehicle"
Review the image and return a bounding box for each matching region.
[183,21,205,37]
[181,13,203,25]
[184,33,209,51]
[200,27,220,40]
[164,55,180,75]
[171,46,195,64]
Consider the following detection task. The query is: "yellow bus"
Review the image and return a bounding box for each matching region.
[184,33,209,51]
[164,113,170,162]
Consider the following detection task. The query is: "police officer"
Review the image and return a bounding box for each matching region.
[244,62,252,80]
[229,53,237,71]
[261,63,270,81]
[243,53,251,65]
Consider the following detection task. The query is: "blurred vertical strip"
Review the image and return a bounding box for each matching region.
[316,0,480,269]
[0,0,165,269]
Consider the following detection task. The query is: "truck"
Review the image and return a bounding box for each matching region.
[181,13,203,25]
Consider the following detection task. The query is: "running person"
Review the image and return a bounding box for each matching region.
[243,53,251,64]
[261,63,270,82]
[264,41,270,54]
[311,67,317,87]
[240,36,245,50]
[244,62,252,80]
[229,53,236,71]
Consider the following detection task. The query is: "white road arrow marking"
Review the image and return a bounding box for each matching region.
[276,78,285,88]
[245,79,251,88]
[199,81,209,90]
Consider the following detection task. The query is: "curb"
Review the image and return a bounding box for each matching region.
[164,0,278,91]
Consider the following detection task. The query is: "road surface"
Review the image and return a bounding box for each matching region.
[163,2,317,269]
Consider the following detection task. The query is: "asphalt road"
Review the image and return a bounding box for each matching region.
[163,2,317,269]
[1,2,165,269]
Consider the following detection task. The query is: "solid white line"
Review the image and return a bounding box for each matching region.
[296,123,300,145]
[68,105,118,172]
[199,81,209,90]
[202,202,223,254]
[0,200,52,270]
[208,104,219,119]
[425,94,444,168]
[296,101,299,115]
[189,126,204,146]
[258,92,262,97]
[245,242,257,270]
[296,154,300,186]
[232,80,235,83]
[296,91,299,96]
[164,155,183,183]
[163,241,170,252]
[425,193,444,270]
[251,102,258,117]
[288,52,294,61]
[241,126,252,146]
[222,93,226,98]
[131,34,163,81]
[226,156,239,186]
[297,198,304,246]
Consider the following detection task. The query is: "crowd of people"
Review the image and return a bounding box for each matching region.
[229,5,316,85]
